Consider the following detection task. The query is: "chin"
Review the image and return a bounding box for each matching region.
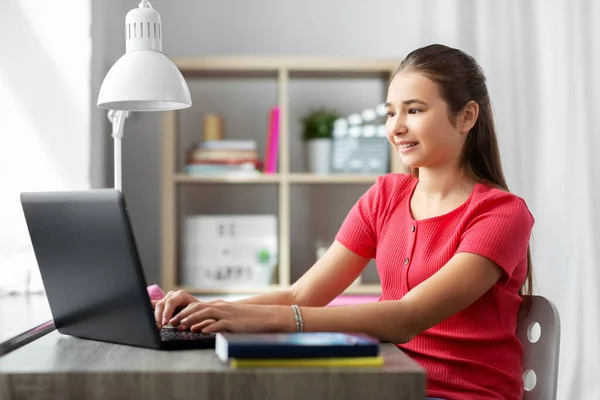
[398,156,421,169]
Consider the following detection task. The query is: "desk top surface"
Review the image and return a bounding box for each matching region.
[0,312,427,400]
[0,330,423,375]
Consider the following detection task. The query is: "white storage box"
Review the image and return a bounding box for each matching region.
[181,215,278,289]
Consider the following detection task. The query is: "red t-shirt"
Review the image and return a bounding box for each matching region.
[335,173,534,400]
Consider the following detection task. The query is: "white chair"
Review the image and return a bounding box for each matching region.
[516,295,561,400]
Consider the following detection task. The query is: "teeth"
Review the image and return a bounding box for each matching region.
[399,143,418,149]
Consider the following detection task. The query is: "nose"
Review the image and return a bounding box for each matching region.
[389,116,408,137]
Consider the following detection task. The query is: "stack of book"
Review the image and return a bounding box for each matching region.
[215,332,383,368]
[185,140,261,177]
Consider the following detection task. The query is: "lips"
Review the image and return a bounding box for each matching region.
[396,142,419,149]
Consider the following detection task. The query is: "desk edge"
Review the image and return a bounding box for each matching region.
[0,320,55,357]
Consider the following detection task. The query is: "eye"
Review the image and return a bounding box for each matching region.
[408,108,422,114]
[386,111,396,118]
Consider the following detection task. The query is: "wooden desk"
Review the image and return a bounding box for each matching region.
[0,330,426,400]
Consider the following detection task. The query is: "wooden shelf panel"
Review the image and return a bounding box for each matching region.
[343,284,382,295]
[175,173,381,184]
[175,173,282,184]
[176,284,284,295]
[289,174,379,184]
[173,56,400,73]
[175,284,381,296]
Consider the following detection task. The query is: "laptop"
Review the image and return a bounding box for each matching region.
[20,189,216,350]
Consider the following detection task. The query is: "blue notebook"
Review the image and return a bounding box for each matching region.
[215,332,380,361]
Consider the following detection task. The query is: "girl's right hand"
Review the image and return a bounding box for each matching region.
[152,290,200,328]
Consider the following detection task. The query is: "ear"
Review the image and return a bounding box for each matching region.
[459,101,479,134]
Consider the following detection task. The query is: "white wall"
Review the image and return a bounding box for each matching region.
[0,0,91,293]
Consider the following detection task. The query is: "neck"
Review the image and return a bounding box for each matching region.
[414,165,475,200]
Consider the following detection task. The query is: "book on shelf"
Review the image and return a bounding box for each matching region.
[215,332,380,362]
[185,139,261,176]
[195,140,257,150]
[263,106,279,174]
[184,161,261,177]
[184,105,280,176]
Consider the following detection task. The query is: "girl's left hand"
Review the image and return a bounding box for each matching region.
[168,301,294,334]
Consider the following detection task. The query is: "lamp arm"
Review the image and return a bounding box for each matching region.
[107,110,131,192]
[139,0,154,9]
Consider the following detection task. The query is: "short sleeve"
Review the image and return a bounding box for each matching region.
[334,177,383,259]
[456,194,534,281]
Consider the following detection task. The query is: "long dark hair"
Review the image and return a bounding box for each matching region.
[395,44,533,305]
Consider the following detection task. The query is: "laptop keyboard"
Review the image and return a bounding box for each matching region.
[160,326,215,342]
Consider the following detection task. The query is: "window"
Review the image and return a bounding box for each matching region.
[0,0,91,294]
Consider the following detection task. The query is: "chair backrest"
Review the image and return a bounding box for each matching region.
[516,295,561,400]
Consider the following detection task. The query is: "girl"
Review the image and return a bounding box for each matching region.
[154,44,534,400]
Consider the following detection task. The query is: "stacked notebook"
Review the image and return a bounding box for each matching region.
[215,332,383,368]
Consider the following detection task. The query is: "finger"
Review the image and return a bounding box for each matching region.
[177,306,223,328]
[201,320,231,334]
[161,293,185,325]
[169,302,203,326]
[154,300,165,327]
[189,319,216,333]
[151,300,159,309]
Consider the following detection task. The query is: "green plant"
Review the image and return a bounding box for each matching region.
[301,109,340,141]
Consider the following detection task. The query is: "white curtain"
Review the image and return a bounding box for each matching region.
[415,1,600,399]
[0,0,91,294]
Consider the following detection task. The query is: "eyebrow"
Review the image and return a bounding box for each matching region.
[385,99,428,107]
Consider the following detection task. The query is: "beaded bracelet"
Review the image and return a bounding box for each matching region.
[291,304,304,333]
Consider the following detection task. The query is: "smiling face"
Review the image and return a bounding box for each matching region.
[385,71,471,171]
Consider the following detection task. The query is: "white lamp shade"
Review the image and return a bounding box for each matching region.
[97,51,191,111]
[97,3,191,112]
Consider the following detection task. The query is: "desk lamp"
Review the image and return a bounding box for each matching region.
[97,0,191,191]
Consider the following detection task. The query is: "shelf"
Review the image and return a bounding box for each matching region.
[288,174,379,184]
[175,284,284,295]
[161,57,406,294]
[175,173,282,184]
[343,284,381,295]
[176,284,380,296]
[175,173,379,184]
[173,56,400,74]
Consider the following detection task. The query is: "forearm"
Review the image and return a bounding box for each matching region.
[235,289,296,306]
[289,301,416,344]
